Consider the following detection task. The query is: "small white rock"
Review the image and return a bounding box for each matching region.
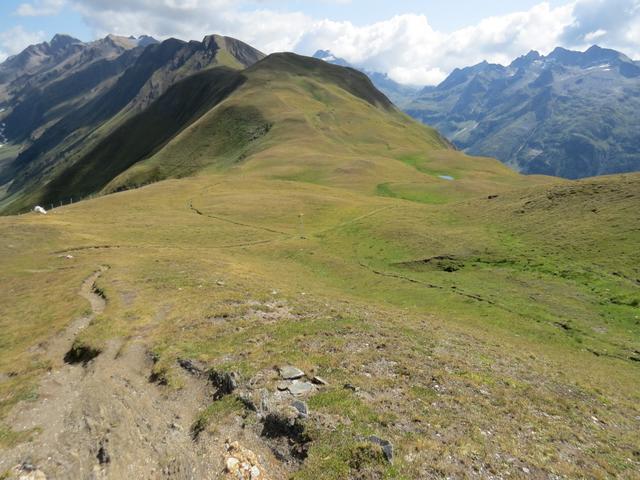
[225,457,240,472]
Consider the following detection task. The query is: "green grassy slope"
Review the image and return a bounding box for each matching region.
[108,53,555,200]
[2,52,556,214]
[0,168,638,478]
[0,51,637,479]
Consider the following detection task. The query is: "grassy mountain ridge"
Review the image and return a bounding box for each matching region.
[2,51,549,214]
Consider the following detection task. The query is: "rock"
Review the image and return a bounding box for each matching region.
[226,457,240,472]
[279,366,305,380]
[224,441,269,479]
[19,461,36,472]
[276,381,290,391]
[292,400,308,417]
[311,375,328,385]
[259,390,271,413]
[177,358,204,376]
[288,381,314,396]
[210,370,239,398]
[369,436,393,463]
[343,383,359,392]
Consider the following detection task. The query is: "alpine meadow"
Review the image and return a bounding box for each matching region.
[0,2,639,479]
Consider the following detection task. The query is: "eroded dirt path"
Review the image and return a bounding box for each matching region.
[1,268,282,479]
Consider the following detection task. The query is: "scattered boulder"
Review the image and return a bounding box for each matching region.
[210,370,239,399]
[279,366,304,380]
[33,206,47,215]
[178,358,205,376]
[288,381,314,397]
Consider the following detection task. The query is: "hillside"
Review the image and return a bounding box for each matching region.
[0,170,638,478]
[0,34,264,214]
[0,41,638,479]
[406,45,640,179]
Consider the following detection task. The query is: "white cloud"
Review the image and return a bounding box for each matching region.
[16,0,66,16]
[0,26,47,62]
[4,0,639,84]
[584,28,608,41]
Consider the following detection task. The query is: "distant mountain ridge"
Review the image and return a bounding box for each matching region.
[313,50,419,106]
[405,45,640,178]
[0,33,265,212]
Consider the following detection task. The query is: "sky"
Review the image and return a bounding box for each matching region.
[1,0,639,85]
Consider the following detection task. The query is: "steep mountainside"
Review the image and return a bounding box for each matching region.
[0,34,156,106]
[406,45,640,178]
[313,50,420,106]
[0,35,265,212]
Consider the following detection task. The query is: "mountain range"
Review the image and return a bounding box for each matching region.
[405,45,640,178]
[0,34,264,213]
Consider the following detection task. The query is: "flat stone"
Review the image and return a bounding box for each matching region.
[279,366,304,380]
[277,381,290,391]
[288,381,314,396]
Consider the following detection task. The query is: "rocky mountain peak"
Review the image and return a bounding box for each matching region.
[510,50,542,69]
[49,34,82,51]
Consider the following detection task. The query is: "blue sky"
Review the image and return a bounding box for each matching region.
[1,0,638,85]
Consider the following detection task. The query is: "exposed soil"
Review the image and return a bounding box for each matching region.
[0,268,286,479]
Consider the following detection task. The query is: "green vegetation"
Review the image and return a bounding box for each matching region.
[0,169,638,477]
[0,52,638,478]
